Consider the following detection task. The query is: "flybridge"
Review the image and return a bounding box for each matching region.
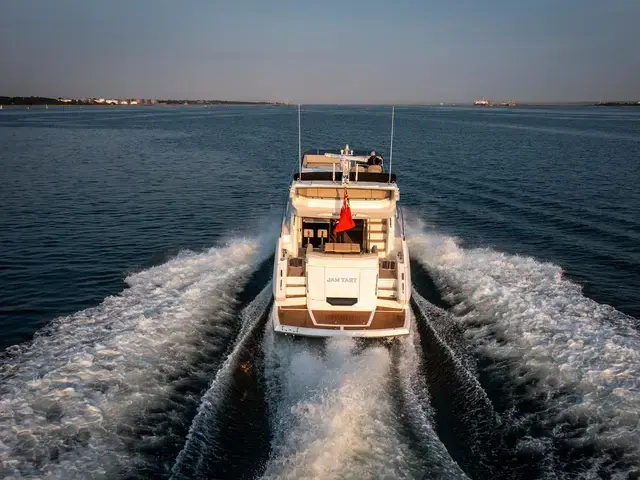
[295,105,397,185]
[293,145,397,184]
[293,171,396,183]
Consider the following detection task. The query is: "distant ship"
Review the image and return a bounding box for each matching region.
[474,98,516,107]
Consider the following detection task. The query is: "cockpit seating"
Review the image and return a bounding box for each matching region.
[324,242,361,253]
[303,228,314,247]
[317,229,328,249]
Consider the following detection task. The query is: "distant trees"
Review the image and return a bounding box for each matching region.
[0,96,62,105]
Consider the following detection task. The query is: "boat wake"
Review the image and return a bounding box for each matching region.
[410,291,508,478]
[0,237,270,479]
[407,217,640,479]
[389,315,471,479]
[170,283,273,479]
[4,214,638,479]
[261,330,466,479]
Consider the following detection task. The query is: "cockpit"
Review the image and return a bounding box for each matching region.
[302,218,366,251]
[299,217,387,256]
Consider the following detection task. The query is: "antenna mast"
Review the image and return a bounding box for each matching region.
[388,105,395,183]
[298,104,302,180]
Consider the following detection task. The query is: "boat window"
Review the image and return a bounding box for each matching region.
[302,218,373,253]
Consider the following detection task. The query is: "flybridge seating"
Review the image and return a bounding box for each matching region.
[296,146,394,183]
[294,171,396,183]
[302,148,376,169]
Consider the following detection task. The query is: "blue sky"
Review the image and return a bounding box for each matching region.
[1,0,638,103]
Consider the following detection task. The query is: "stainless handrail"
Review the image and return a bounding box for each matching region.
[397,204,406,239]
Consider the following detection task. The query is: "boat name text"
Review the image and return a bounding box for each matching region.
[327,277,357,283]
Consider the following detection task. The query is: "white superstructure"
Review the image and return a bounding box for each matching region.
[272,137,411,338]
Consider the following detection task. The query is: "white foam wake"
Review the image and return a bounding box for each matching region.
[407,217,640,475]
[261,332,465,480]
[170,283,272,479]
[411,292,498,425]
[261,337,417,479]
[0,238,264,479]
[395,319,470,478]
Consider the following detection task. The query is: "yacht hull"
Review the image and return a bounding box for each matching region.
[271,304,411,338]
[272,142,412,339]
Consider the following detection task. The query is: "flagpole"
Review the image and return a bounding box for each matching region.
[298,104,302,181]
[388,105,395,183]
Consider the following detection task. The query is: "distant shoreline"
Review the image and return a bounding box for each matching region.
[591,102,640,107]
[1,96,638,108]
[0,96,285,107]
[0,103,281,108]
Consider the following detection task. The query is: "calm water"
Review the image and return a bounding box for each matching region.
[1,106,639,479]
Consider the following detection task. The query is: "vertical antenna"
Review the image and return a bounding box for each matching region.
[298,104,302,180]
[388,105,395,183]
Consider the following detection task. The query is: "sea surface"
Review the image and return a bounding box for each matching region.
[1,105,639,479]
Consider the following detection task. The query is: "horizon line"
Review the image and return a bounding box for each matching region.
[3,94,639,106]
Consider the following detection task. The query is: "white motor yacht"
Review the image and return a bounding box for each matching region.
[271,108,411,337]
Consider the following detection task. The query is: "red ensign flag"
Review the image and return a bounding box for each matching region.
[334,190,355,233]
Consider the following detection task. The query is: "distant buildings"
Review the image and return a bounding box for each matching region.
[0,96,275,106]
[88,98,145,105]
